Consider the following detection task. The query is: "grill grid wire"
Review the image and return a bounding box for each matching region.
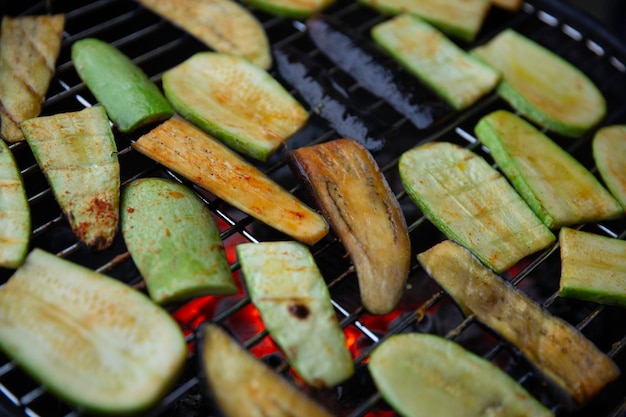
[1,0,626,416]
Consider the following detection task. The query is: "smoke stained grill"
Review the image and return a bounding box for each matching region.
[1,0,625,416]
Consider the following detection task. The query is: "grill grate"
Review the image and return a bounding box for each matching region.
[1,0,626,416]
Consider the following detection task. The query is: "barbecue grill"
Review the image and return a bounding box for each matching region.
[1,0,625,416]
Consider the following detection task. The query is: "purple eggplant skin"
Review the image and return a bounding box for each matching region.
[306,14,452,130]
[273,45,386,152]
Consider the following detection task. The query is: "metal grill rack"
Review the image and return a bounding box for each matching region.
[1,0,625,416]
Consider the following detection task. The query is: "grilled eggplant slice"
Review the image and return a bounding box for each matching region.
[20,106,120,250]
[72,38,174,133]
[289,138,410,314]
[369,333,554,417]
[0,15,64,143]
[559,227,626,308]
[0,140,30,268]
[417,240,621,406]
[121,178,237,304]
[399,141,555,273]
[200,323,335,417]
[132,117,328,246]
[372,14,499,110]
[472,29,606,138]
[491,0,522,10]
[0,248,187,415]
[137,0,271,69]
[475,111,623,229]
[237,241,354,388]
[593,125,626,208]
[163,52,309,161]
[242,0,334,19]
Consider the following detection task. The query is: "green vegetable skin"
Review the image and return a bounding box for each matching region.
[417,240,621,406]
[472,29,606,138]
[559,227,626,308]
[163,52,309,161]
[475,110,623,229]
[372,14,499,110]
[399,141,555,273]
[20,106,120,250]
[0,248,187,415]
[593,125,626,208]
[0,140,30,268]
[121,177,237,304]
[72,38,173,133]
[237,241,354,388]
[369,333,554,417]
[243,0,334,19]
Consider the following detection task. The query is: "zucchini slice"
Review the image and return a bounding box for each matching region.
[369,333,554,417]
[121,178,237,304]
[475,110,623,229]
[0,14,64,143]
[132,117,329,246]
[72,38,174,133]
[200,323,335,417]
[559,227,626,308]
[593,125,626,208]
[137,0,271,69]
[399,141,555,273]
[359,0,490,42]
[0,248,187,415]
[417,240,621,406]
[289,138,411,315]
[0,140,30,268]
[20,106,120,250]
[472,29,606,138]
[237,241,354,388]
[371,14,499,110]
[163,52,309,162]
[241,0,334,19]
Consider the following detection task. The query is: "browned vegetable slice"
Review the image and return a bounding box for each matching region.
[289,138,410,315]
[0,15,64,143]
[417,240,621,406]
[491,0,522,10]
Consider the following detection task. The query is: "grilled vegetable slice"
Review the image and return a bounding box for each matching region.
[472,29,606,138]
[372,15,499,110]
[163,52,309,161]
[417,240,621,406]
[0,140,30,268]
[369,333,554,417]
[559,227,626,308]
[200,324,335,417]
[475,110,623,229]
[20,106,120,250]
[137,0,271,69]
[399,141,554,273]
[121,178,237,304]
[242,0,334,19]
[72,38,173,133]
[491,0,522,10]
[0,248,187,415]
[237,241,354,388]
[359,0,490,41]
[132,117,328,246]
[289,138,410,315]
[593,125,626,208]
[0,14,64,143]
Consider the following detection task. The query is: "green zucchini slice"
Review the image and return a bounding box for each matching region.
[417,240,621,406]
[237,241,354,388]
[475,110,623,229]
[371,14,499,110]
[399,141,555,273]
[559,227,626,308]
[472,29,606,138]
[0,140,30,268]
[163,52,309,161]
[72,38,174,133]
[121,177,237,304]
[593,125,626,208]
[369,333,554,417]
[20,106,120,250]
[242,0,334,19]
[0,248,187,415]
